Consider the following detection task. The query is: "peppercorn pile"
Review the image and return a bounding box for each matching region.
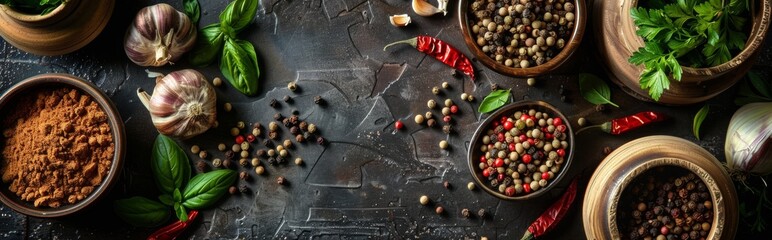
[617,168,714,240]
[476,108,569,196]
[468,0,576,68]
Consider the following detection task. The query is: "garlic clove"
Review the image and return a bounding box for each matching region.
[389,14,411,27]
[436,0,449,16]
[725,102,772,176]
[124,3,197,67]
[412,0,442,17]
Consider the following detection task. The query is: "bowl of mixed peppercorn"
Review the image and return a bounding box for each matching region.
[467,100,574,200]
[458,0,586,77]
[583,136,738,240]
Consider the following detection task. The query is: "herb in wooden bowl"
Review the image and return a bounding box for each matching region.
[628,0,749,101]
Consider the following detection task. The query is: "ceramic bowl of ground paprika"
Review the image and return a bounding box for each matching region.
[0,73,125,217]
[467,100,574,200]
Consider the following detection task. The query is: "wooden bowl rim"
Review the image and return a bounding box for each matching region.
[467,100,574,200]
[458,0,587,77]
[0,73,125,218]
[0,0,77,24]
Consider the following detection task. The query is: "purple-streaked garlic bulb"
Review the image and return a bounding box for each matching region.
[124,3,197,66]
[137,69,216,139]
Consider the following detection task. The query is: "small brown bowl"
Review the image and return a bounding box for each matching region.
[0,73,125,217]
[583,136,738,239]
[467,100,574,200]
[458,0,586,77]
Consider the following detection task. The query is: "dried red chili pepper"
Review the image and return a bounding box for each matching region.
[601,111,666,135]
[520,177,578,240]
[147,210,199,240]
[383,35,476,81]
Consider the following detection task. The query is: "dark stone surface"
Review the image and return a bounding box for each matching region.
[0,0,769,239]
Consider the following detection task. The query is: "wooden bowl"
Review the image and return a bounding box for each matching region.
[593,0,771,105]
[0,0,115,56]
[458,0,586,77]
[0,73,125,217]
[583,136,738,240]
[467,101,574,200]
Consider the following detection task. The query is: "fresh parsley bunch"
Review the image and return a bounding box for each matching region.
[628,0,749,101]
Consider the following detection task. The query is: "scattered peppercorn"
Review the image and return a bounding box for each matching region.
[276,176,286,185]
[439,140,449,149]
[395,120,404,130]
[287,81,297,92]
[443,180,451,189]
[196,161,208,172]
[314,95,325,105]
[230,127,240,136]
[415,115,425,125]
[595,104,606,112]
[294,157,303,165]
[442,81,450,89]
[435,206,444,215]
[461,208,471,218]
[427,119,437,127]
[255,166,265,175]
[427,99,437,109]
[477,208,487,218]
[295,134,306,143]
[228,186,238,195]
[213,77,223,87]
[527,78,536,86]
[191,145,201,154]
[222,159,233,169]
[217,143,227,151]
[578,117,587,127]
[270,99,278,108]
[239,158,249,167]
[212,158,222,168]
[467,182,476,190]
[251,158,260,167]
[603,146,613,155]
[442,125,452,134]
[239,184,249,193]
[224,102,232,112]
[239,171,249,180]
[490,84,498,91]
[419,195,430,205]
[432,86,440,95]
[198,150,208,159]
[283,95,292,103]
[308,124,317,133]
[316,136,326,145]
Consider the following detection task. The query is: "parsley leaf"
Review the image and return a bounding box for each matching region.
[628,0,749,101]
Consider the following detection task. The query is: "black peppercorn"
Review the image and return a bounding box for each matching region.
[314,95,325,105]
[288,115,299,125]
[256,149,266,157]
[277,176,286,185]
[282,118,291,128]
[299,121,308,131]
[295,134,305,143]
[223,159,233,169]
[442,125,452,134]
[427,119,436,127]
[461,208,470,218]
[239,184,249,193]
[274,113,284,121]
[291,109,300,115]
[268,157,277,165]
[196,161,208,172]
[225,150,235,160]
[290,126,300,135]
[268,131,278,140]
[316,136,326,145]
[269,99,278,108]
[283,95,292,103]
[490,84,499,91]
[240,171,249,180]
[228,186,238,195]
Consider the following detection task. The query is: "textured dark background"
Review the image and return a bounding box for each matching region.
[0,0,770,239]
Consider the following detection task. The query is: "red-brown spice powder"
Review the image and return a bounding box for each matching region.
[1,87,113,208]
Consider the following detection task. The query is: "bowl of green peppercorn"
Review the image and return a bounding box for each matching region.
[467,100,574,200]
[459,0,586,77]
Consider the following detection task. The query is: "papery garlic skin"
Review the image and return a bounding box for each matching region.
[725,102,772,176]
[138,69,216,139]
[125,3,197,67]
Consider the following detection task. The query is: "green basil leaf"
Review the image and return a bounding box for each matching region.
[579,73,620,107]
[748,71,772,98]
[158,194,174,206]
[183,0,200,25]
[173,188,182,203]
[189,24,225,67]
[693,105,709,140]
[151,134,191,196]
[478,89,511,113]
[114,197,170,227]
[219,0,259,33]
[174,202,189,222]
[182,169,237,209]
[221,38,260,96]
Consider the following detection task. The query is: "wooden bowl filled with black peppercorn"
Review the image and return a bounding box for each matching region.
[467,100,574,200]
[583,136,738,240]
[458,0,586,77]
[0,73,125,217]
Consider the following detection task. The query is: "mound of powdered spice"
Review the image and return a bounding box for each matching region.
[1,87,113,208]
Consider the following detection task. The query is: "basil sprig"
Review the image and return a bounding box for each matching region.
[693,105,709,140]
[478,89,511,113]
[183,0,200,25]
[115,134,237,226]
[151,134,191,196]
[114,196,170,227]
[182,169,237,209]
[578,73,619,107]
[189,0,260,96]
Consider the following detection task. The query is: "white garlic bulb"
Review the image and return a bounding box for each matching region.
[124,3,197,66]
[137,69,217,139]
